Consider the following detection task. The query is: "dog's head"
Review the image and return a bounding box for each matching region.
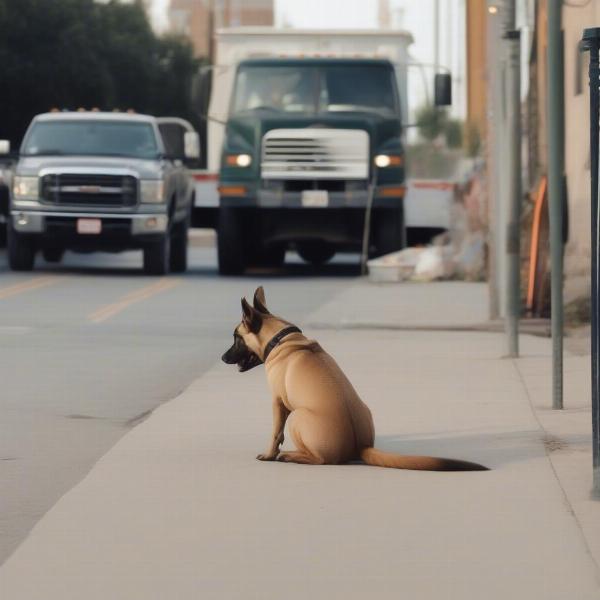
[221,286,271,372]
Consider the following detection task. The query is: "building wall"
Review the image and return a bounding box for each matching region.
[169,0,274,59]
[466,0,487,140]
[169,0,211,57]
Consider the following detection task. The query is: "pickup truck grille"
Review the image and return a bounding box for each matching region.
[40,174,138,207]
[261,128,369,180]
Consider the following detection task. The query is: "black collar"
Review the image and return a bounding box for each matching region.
[263,326,302,362]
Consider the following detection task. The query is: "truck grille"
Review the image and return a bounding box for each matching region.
[40,174,138,207]
[261,128,369,180]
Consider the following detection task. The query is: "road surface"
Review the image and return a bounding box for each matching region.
[0,241,360,564]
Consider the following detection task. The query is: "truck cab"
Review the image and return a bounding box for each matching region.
[217,57,406,274]
[4,111,199,274]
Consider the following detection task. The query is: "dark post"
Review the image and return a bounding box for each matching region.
[581,27,600,498]
[548,2,564,408]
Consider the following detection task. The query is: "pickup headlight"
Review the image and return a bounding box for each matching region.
[374,154,403,168]
[13,176,39,200]
[140,180,165,204]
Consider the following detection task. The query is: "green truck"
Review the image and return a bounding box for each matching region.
[192,29,450,275]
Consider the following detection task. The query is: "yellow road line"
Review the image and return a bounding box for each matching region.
[0,276,66,300]
[88,278,182,323]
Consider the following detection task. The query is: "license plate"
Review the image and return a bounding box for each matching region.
[301,190,329,207]
[77,218,102,235]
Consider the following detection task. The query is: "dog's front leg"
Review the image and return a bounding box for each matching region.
[257,399,290,461]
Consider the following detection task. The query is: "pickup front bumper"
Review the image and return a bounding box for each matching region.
[10,210,169,249]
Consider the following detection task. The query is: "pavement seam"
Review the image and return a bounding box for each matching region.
[88,278,182,323]
[306,321,552,337]
[511,357,600,583]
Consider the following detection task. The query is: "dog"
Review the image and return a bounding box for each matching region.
[222,287,488,471]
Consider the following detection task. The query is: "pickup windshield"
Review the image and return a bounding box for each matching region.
[21,120,160,159]
[232,64,398,117]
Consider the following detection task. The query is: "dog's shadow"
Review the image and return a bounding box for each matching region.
[370,429,589,470]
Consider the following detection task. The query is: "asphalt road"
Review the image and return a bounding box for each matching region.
[0,239,361,564]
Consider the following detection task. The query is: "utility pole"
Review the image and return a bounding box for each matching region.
[547,1,564,409]
[581,26,600,498]
[503,0,521,357]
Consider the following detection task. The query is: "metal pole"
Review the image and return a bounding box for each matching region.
[503,0,521,357]
[547,1,564,409]
[581,27,600,498]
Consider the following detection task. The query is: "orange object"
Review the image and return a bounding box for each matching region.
[218,185,247,196]
[527,176,547,313]
[378,186,405,197]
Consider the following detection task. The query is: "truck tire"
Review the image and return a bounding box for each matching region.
[217,207,245,275]
[42,248,64,263]
[373,207,404,257]
[143,234,170,275]
[7,225,35,271]
[297,241,335,265]
[170,218,188,273]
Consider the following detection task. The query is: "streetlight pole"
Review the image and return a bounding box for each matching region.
[547,1,565,409]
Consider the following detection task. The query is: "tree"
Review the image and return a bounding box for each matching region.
[0,0,201,147]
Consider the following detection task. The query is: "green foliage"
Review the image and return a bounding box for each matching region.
[415,104,470,152]
[415,105,448,142]
[0,0,201,146]
[444,118,463,149]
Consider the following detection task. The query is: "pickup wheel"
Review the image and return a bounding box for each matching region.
[373,207,405,257]
[170,218,189,273]
[143,234,170,276]
[7,225,35,271]
[217,207,246,275]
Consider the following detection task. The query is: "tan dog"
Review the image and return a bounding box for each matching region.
[222,287,488,471]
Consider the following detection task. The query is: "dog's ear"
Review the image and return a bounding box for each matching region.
[241,297,262,334]
[253,286,270,314]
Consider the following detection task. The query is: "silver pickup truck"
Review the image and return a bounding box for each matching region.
[0,111,199,274]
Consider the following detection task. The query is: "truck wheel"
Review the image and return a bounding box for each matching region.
[0,224,6,248]
[297,241,335,265]
[170,218,188,273]
[217,207,245,275]
[8,225,35,271]
[373,207,405,257]
[42,248,64,263]
[143,234,170,275]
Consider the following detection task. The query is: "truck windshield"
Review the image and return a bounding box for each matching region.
[232,64,398,117]
[21,121,160,159]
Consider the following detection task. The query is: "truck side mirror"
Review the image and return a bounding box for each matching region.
[434,74,452,107]
[0,140,10,155]
[184,131,201,160]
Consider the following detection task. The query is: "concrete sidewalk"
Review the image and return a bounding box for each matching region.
[1,282,599,599]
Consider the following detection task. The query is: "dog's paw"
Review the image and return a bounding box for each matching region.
[256,453,277,461]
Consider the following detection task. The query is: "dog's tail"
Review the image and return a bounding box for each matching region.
[360,447,488,472]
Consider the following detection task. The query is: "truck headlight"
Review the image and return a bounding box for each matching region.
[226,153,252,168]
[140,180,165,203]
[13,176,39,200]
[374,154,402,168]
